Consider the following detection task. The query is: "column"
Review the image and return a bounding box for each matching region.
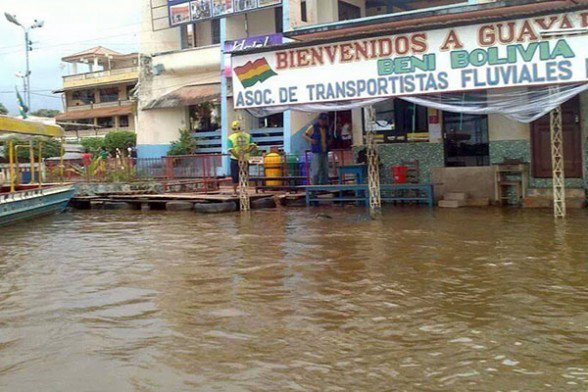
[220,17,230,176]
[282,0,292,154]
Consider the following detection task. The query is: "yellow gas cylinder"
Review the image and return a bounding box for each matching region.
[264,152,282,186]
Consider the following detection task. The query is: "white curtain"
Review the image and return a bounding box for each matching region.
[247,83,588,124]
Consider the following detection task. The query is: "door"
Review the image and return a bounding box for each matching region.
[531,96,583,178]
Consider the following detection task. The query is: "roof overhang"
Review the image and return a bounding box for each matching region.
[55,105,134,121]
[142,83,221,110]
[285,0,588,42]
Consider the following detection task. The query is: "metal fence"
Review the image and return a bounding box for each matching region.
[36,149,358,188]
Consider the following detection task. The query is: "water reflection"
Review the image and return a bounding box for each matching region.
[0,207,587,391]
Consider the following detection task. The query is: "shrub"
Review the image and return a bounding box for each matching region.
[80,137,105,154]
[104,131,136,155]
[167,129,197,156]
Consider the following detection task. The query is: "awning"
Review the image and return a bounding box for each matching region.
[143,83,220,110]
[0,115,64,138]
[55,105,133,121]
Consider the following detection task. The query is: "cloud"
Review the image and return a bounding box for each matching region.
[0,0,141,115]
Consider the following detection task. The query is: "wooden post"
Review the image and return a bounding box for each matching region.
[550,106,566,218]
[60,137,65,180]
[38,141,43,188]
[8,140,15,193]
[29,140,35,184]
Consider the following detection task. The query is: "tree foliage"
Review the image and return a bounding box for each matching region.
[1,138,63,160]
[104,131,136,155]
[167,129,197,156]
[0,103,7,115]
[30,108,61,118]
[80,137,105,154]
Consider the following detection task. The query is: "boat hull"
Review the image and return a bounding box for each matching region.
[0,185,75,226]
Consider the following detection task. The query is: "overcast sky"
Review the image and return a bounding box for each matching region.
[0,0,141,115]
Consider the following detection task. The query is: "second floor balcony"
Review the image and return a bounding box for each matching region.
[63,66,139,89]
[67,99,135,112]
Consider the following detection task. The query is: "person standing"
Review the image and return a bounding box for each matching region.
[303,113,332,185]
[227,120,256,196]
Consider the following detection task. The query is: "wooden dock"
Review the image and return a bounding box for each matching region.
[71,190,306,211]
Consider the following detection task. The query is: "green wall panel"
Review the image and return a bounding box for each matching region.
[355,143,444,184]
[489,139,586,189]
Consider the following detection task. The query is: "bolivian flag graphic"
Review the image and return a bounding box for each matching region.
[234,58,277,88]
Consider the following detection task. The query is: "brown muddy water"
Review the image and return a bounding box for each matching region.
[0,207,587,391]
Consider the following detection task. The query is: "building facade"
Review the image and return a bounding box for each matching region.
[55,47,139,139]
[138,0,588,203]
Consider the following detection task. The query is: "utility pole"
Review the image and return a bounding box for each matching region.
[25,30,31,107]
[4,13,44,109]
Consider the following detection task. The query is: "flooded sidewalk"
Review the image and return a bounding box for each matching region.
[0,207,587,391]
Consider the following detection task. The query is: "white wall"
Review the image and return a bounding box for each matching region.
[247,8,278,36]
[137,107,187,145]
[196,21,214,47]
[139,1,222,147]
[297,0,366,25]
[488,114,530,141]
[141,0,181,54]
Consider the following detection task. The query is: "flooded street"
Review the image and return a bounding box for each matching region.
[0,208,587,391]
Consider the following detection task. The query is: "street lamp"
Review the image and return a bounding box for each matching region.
[4,12,44,110]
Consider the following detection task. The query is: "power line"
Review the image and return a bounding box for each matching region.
[31,92,62,99]
[0,21,143,51]
[0,26,186,56]
[0,89,60,93]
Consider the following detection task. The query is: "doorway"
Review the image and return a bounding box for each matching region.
[530,96,583,178]
[443,112,490,167]
[330,110,353,150]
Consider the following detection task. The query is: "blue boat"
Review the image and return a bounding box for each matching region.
[1,115,75,226]
[0,184,75,226]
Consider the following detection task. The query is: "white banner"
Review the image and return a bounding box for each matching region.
[231,11,588,109]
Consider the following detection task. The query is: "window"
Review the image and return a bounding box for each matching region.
[182,24,197,49]
[258,113,283,129]
[99,88,119,103]
[182,20,220,48]
[126,84,136,100]
[71,90,94,105]
[97,117,114,128]
[442,92,489,167]
[338,1,361,21]
[444,112,489,167]
[212,19,221,45]
[365,99,428,143]
[119,115,130,128]
[189,103,220,132]
[300,1,307,22]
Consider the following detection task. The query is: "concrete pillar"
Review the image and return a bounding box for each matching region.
[282,0,292,153]
[220,16,230,176]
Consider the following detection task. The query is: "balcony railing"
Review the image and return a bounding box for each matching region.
[63,66,139,83]
[67,99,134,111]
